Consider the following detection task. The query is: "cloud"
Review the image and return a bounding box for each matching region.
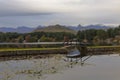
[0,0,55,16]
[0,0,120,27]
[0,0,120,15]
[0,0,77,16]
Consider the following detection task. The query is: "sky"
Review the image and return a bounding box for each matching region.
[0,0,120,28]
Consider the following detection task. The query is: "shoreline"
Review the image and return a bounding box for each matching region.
[0,45,120,57]
[0,47,68,57]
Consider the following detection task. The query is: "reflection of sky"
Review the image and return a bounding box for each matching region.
[0,54,120,80]
[45,54,120,80]
[0,0,120,27]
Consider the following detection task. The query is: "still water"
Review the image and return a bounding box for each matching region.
[0,51,120,80]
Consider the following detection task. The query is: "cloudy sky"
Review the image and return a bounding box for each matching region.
[0,0,120,27]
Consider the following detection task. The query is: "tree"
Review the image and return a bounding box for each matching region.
[107,28,115,38]
[93,36,100,45]
[25,35,31,42]
[97,30,108,39]
[40,35,52,42]
[17,36,24,43]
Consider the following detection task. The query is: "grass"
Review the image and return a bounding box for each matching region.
[88,45,120,48]
[1,45,120,52]
[0,47,63,52]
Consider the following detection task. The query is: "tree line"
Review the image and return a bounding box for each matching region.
[77,25,120,45]
[0,32,75,43]
[0,25,120,46]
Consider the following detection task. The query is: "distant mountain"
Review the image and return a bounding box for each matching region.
[68,24,111,31]
[35,25,45,30]
[0,26,35,33]
[0,24,112,33]
[34,24,76,34]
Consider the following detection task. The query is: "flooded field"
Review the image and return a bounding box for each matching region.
[0,51,120,80]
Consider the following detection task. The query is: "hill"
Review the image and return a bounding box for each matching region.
[34,24,76,34]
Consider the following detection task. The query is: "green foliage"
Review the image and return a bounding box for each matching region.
[77,25,120,45]
[0,32,75,42]
[17,36,24,43]
[40,35,51,42]
[0,25,120,46]
[0,47,62,52]
[0,32,20,42]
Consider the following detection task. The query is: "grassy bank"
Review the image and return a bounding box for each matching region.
[0,47,65,52]
[0,47,69,57]
[87,45,120,53]
[88,45,120,48]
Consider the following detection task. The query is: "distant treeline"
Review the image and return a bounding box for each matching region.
[0,32,75,42]
[77,25,120,45]
[0,25,120,46]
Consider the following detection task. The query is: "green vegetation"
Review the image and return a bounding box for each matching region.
[0,32,75,43]
[0,47,63,52]
[77,25,120,45]
[88,45,120,48]
[0,25,120,46]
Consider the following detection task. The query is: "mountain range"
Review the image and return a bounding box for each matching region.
[0,26,34,33]
[68,24,111,31]
[0,24,112,33]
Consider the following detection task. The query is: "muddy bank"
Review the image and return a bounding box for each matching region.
[87,46,120,55]
[0,48,68,57]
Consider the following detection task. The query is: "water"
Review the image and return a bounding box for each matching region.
[46,54,120,80]
[0,51,120,80]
